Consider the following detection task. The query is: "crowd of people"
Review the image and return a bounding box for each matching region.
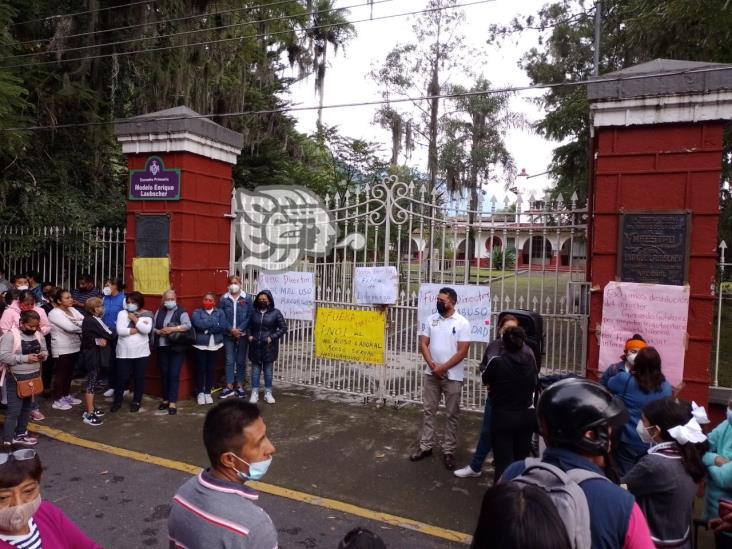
[3,277,732,548]
[0,271,289,434]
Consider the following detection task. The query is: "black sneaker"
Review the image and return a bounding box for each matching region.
[82,412,103,426]
[130,402,141,413]
[92,408,105,417]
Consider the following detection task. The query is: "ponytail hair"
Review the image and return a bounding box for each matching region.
[642,397,708,483]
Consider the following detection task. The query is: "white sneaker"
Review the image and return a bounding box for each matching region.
[103,388,114,398]
[63,395,82,406]
[454,465,482,478]
[249,391,259,404]
[204,394,213,405]
[123,390,131,397]
[264,392,275,404]
[196,393,205,405]
[52,399,72,411]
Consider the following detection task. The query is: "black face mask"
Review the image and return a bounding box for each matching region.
[257,301,268,310]
[436,301,448,316]
[21,329,36,336]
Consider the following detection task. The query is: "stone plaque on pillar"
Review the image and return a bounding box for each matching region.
[617,211,690,285]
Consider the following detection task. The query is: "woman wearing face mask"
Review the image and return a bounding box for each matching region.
[622,397,709,549]
[112,291,153,413]
[703,397,732,549]
[601,334,646,387]
[47,289,84,412]
[80,297,111,426]
[191,293,227,406]
[0,311,48,447]
[153,289,192,415]
[247,290,287,405]
[0,449,101,548]
[0,291,51,423]
[218,276,251,399]
[455,314,534,478]
[101,278,125,397]
[607,346,673,475]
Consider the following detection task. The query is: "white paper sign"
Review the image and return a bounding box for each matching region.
[354,266,399,304]
[598,281,689,385]
[256,271,315,321]
[417,283,492,342]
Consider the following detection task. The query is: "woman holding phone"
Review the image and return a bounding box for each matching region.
[0,311,47,446]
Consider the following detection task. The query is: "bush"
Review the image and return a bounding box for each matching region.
[491,247,515,270]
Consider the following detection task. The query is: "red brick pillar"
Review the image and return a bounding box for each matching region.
[115,106,242,400]
[586,60,732,406]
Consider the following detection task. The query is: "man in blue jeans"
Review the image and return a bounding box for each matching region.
[218,275,251,398]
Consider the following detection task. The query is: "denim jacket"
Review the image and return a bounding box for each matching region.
[191,308,227,347]
[218,293,251,335]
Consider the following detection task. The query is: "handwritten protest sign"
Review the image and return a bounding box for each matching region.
[354,266,399,304]
[598,281,689,385]
[257,271,315,321]
[314,308,385,365]
[417,283,491,342]
[132,257,170,295]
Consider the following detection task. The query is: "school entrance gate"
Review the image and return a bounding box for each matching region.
[233,178,590,411]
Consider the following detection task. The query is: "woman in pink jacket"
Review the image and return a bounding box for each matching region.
[0,291,51,337]
[0,449,101,548]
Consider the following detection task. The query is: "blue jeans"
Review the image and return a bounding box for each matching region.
[470,397,493,472]
[4,376,33,443]
[158,346,185,403]
[250,362,273,391]
[196,350,218,394]
[223,337,246,386]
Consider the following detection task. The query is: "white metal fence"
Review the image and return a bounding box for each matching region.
[712,242,731,388]
[236,178,590,411]
[0,226,126,289]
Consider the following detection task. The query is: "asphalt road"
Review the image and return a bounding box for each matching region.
[37,436,465,549]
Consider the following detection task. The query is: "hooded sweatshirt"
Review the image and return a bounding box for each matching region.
[0,301,51,336]
[247,290,287,364]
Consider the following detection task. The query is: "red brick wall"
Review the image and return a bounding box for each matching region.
[587,122,723,405]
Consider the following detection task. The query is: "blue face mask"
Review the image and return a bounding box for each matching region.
[726,409,732,427]
[164,300,177,310]
[126,303,138,313]
[229,453,272,482]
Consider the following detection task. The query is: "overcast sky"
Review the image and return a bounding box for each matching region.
[287,0,556,202]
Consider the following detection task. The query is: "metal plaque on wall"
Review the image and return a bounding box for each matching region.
[617,211,690,286]
[135,214,170,258]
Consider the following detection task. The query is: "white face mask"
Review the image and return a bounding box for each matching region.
[229,284,241,294]
[15,285,28,291]
[0,494,41,532]
[626,351,638,366]
[636,419,655,445]
[102,287,112,296]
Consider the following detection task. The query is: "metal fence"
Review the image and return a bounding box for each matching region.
[236,177,590,411]
[0,226,126,289]
[713,242,731,388]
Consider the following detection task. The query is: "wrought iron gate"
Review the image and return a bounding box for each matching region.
[235,177,589,411]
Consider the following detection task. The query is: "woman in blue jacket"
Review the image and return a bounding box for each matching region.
[704,396,732,549]
[247,290,287,404]
[191,292,227,406]
[607,346,673,475]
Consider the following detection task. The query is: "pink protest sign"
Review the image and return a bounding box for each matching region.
[598,281,689,385]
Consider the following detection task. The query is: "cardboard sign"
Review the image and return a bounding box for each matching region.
[132,257,170,295]
[256,271,315,321]
[354,266,399,304]
[417,283,491,342]
[314,307,385,365]
[599,281,689,385]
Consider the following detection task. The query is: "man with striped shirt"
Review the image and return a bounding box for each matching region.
[168,400,278,548]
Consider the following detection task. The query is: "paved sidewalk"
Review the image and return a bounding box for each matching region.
[30,382,492,541]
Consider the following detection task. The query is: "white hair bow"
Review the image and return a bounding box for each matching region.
[691,401,710,425]
[668,418,707,445]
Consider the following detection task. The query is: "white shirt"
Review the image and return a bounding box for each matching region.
[420,311,471,381]
[115,310,153,359]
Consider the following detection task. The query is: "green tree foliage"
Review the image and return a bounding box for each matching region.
[489,0,732,232]
[0,0,357,229]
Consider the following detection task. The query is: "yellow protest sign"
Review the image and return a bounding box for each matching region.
[132,257,170,295]
[314,307,385,365]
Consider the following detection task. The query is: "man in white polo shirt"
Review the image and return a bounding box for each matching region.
[410,287,471,471]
